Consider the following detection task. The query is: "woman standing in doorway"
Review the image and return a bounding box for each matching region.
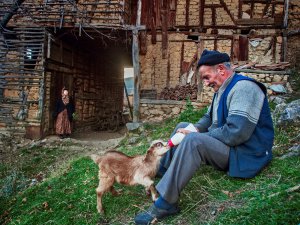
[54,88,75,139]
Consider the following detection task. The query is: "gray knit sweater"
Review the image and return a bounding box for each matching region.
[194,74,265,147]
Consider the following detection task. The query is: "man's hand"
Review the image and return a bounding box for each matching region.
[176,128,197,135]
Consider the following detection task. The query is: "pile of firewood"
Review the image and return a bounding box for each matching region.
[159,84,198,101]
[234,62,291,71]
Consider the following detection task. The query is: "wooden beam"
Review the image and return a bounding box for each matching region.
[161,0,168,59]
[199,0,205,29]
[242,0,284,3]
[186,0,190,27]
[220,0,236,25]
[167,52,171,87]
[250,0,255,18]
[282,0,289,61]
[212,7,216,27]
[180,42,184,76]
[151,0,157,44]
[169,0,177,27]
[132,0,142,122]
[283,0,289,28]
[236,18,275,25]
[234,68,290,75]
[238,0,243,19]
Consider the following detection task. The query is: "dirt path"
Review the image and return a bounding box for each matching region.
[42,126,127,157]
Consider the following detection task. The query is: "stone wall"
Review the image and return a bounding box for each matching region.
[140,99,206,123]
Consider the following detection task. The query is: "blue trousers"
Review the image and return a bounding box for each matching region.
[157,122,230,204]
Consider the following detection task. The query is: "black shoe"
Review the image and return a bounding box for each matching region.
[134,203,180,224]
[59,134,64,139]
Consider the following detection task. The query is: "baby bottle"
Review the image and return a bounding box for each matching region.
[167,123,197,147]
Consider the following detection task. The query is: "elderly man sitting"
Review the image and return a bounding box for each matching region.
[134,50,274,224]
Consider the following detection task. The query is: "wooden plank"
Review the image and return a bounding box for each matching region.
[161,0,168,59]
[232,35,239,63]
[186,0,190,27]
[238,0,243,19]
[156,0,161,27]
[169,0,177,27]
[199,0,205,29]
[239,35,248,61]
[234,69,290,75]
[180,42,184,75]
[242,0,284,3]
[272,35,277,61]
[151,17,157,44]
[167,52,170,88]
[151,1,157,44]
[220,0,236,25]
[250,0,254,18]
[283,0,289,28]
[139,31,147,55]
[236,18,275,25]
[214,38,217,50]
[132,0,142,122]
[212,7,216,27]
[141,0,148,26]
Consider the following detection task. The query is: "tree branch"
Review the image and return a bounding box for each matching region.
[0,0,25,29]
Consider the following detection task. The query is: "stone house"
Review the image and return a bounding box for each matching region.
[0,0,299,139]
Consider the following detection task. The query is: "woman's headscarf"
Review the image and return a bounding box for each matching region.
[61,88,70,105]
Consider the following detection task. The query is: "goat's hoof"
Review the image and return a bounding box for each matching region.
[97,207,104,214]
[152,195,159,202]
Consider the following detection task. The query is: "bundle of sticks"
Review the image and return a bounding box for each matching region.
[159,84,198,101]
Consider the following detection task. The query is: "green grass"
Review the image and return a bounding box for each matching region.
[1,102,299,225]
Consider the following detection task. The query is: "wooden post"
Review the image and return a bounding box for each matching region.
[132,0,142,122]
[282,0,289,62]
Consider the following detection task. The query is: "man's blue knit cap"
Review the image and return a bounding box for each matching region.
[197,49,230,67]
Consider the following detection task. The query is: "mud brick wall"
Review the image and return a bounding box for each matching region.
[0,28,46,137]
[140,30,283,96]
[81,0,128,25]
[287,0,300,67]
[6,0,129,28]
[140,33,200,95]
[175,1,186,26]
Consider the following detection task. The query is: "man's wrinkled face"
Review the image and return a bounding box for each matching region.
[199,65,225,92]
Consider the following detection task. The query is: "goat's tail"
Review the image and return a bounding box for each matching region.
[90,154,102,164]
